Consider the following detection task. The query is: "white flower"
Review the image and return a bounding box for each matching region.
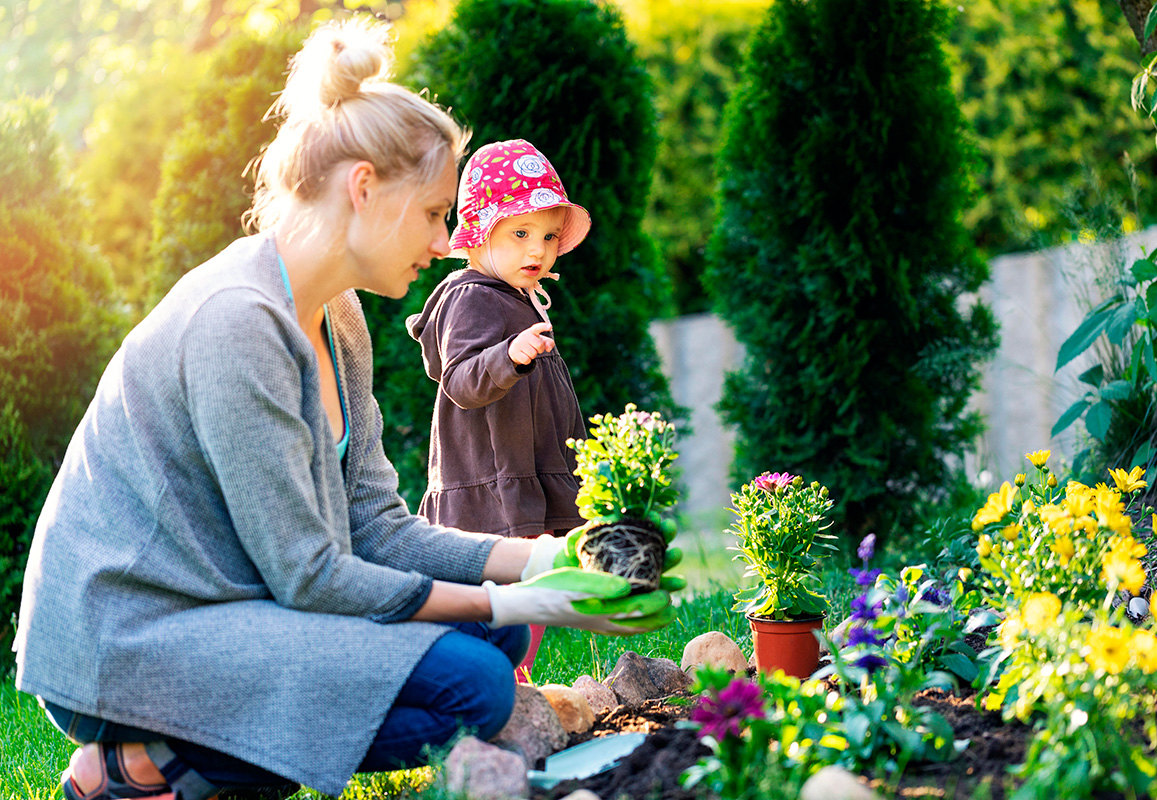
[478,205,498,225]
[469,166,483,184]
[529,188,561,208]
[512,155,548,178]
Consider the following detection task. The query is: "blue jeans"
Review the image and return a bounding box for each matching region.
[44,622,529,790]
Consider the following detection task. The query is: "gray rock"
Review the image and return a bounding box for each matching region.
[680,631,749,674]
[605,651,691,708]
[491,684,569,768]
[800,765,880,800]
[572,675,618,717]
[443,736,529,800]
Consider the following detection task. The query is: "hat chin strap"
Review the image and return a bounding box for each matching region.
[482,240,558,325]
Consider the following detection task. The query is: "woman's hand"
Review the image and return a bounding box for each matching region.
[508,322,555,365]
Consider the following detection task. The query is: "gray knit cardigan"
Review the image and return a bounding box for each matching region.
[14,233,499,795]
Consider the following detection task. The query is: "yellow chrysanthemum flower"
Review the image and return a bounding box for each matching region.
[1100,510,1133,537]
[1086,625,1131,674]
[1074,516,1098,537]
[1026,449,1051,468]
[973,482,1016,529]
[1001,523,1021,542]
[1051,533,1075,566]
[1109,466,1148,493]
[1038,504,1073,536]
[1064,491,1094,519]
[1131,629,1157,673]
[1015,473,1026,487]
[1022,592,1061,634]
[1101,548,1147,594]
[999,614,1024,649]
[1108,535,1147,560]
[976,534,993,558]
[1022,499,1036,515]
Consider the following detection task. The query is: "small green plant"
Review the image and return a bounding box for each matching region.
[566,405,679,591]
[567,404,679,526]
[728,473,838,620]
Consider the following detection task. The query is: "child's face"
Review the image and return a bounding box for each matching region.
[470,208,567,290]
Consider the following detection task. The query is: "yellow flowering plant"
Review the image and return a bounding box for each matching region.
[972,450,1157,799]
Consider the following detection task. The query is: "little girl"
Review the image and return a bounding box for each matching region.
[407,139,591,681]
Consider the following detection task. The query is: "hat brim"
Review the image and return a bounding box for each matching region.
[449,202,591,260]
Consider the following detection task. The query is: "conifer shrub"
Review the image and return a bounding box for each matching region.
[150,26,305,299]
[379,0,676,501]
[707,0,998,536]
[0,99,123,665]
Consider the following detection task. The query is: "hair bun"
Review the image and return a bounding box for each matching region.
[278,17,395,117]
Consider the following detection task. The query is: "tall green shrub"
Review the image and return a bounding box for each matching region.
[382,0,676,501]
[625,0,765,314]
[946,0,1154,256]
[150,26,305,299]
[75,42,204,313]
[0,98,123,665]
[707,0,998,536]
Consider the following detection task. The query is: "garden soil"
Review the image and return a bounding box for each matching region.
[532,686,1134,800]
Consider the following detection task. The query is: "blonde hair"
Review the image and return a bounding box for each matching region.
[246,16,469,232]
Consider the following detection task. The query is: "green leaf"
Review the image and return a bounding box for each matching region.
[1051,398,1090,437]
[1106,300,1140,346]
[1146,4,1157,42]
[1085,401,1112,440]
[1132,258,1157,283]
[1100,379,1134,400]
[844,711,871,747]
[1077,364,1104,387]
[937,653,978,682]
[1056,306,1117,371]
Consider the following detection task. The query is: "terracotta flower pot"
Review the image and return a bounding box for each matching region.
[577,517,666,593]
[746,613,824,679]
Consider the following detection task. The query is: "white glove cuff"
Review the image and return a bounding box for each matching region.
[483,580,518,628]
[519,534,567,581]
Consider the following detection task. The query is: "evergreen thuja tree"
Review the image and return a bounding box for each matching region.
[707,0,998,536]
[375,0,675,501]
[0,99,124,665]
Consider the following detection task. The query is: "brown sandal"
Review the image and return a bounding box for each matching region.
[61,742,176,800]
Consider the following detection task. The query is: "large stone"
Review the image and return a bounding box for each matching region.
[605,651,691,708]
[491,684,569,768]
[680,631,749,674]
[800,766,880,800]
[442,736,529,800]
[572,675,618,716]
[557,792,602,800]
[539,684,595,734]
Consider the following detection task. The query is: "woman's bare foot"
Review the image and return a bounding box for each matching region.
[67,742,167,795]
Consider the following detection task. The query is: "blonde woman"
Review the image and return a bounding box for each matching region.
[14,17,671,800]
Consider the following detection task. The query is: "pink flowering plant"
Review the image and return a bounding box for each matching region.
[728,472,837,620]
[682,667,837,799]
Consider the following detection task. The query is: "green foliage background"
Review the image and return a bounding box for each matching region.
[707,0,999,537]
[0,99,124,665]
[946,0,1156,255]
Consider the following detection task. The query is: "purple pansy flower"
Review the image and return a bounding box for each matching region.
[855,653,888,673]
[690,678,767,741]
[846,625,884,648]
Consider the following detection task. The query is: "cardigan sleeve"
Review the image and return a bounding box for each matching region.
[434,284,534,409]
[180,290,437,622]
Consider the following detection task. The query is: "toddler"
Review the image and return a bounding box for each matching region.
[407,139,591,680]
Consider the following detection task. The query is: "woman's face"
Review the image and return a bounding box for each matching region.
[352,157,459,299]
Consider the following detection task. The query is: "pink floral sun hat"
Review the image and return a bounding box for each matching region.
[448,139,591,259]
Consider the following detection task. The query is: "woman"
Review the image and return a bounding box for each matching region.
[13,17,672,800]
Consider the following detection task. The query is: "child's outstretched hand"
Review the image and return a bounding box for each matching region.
[509,322,555,366]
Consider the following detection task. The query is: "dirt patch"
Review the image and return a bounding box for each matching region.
[530,687,1136,800]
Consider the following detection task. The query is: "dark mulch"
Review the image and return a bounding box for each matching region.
[530,686,1137,800]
